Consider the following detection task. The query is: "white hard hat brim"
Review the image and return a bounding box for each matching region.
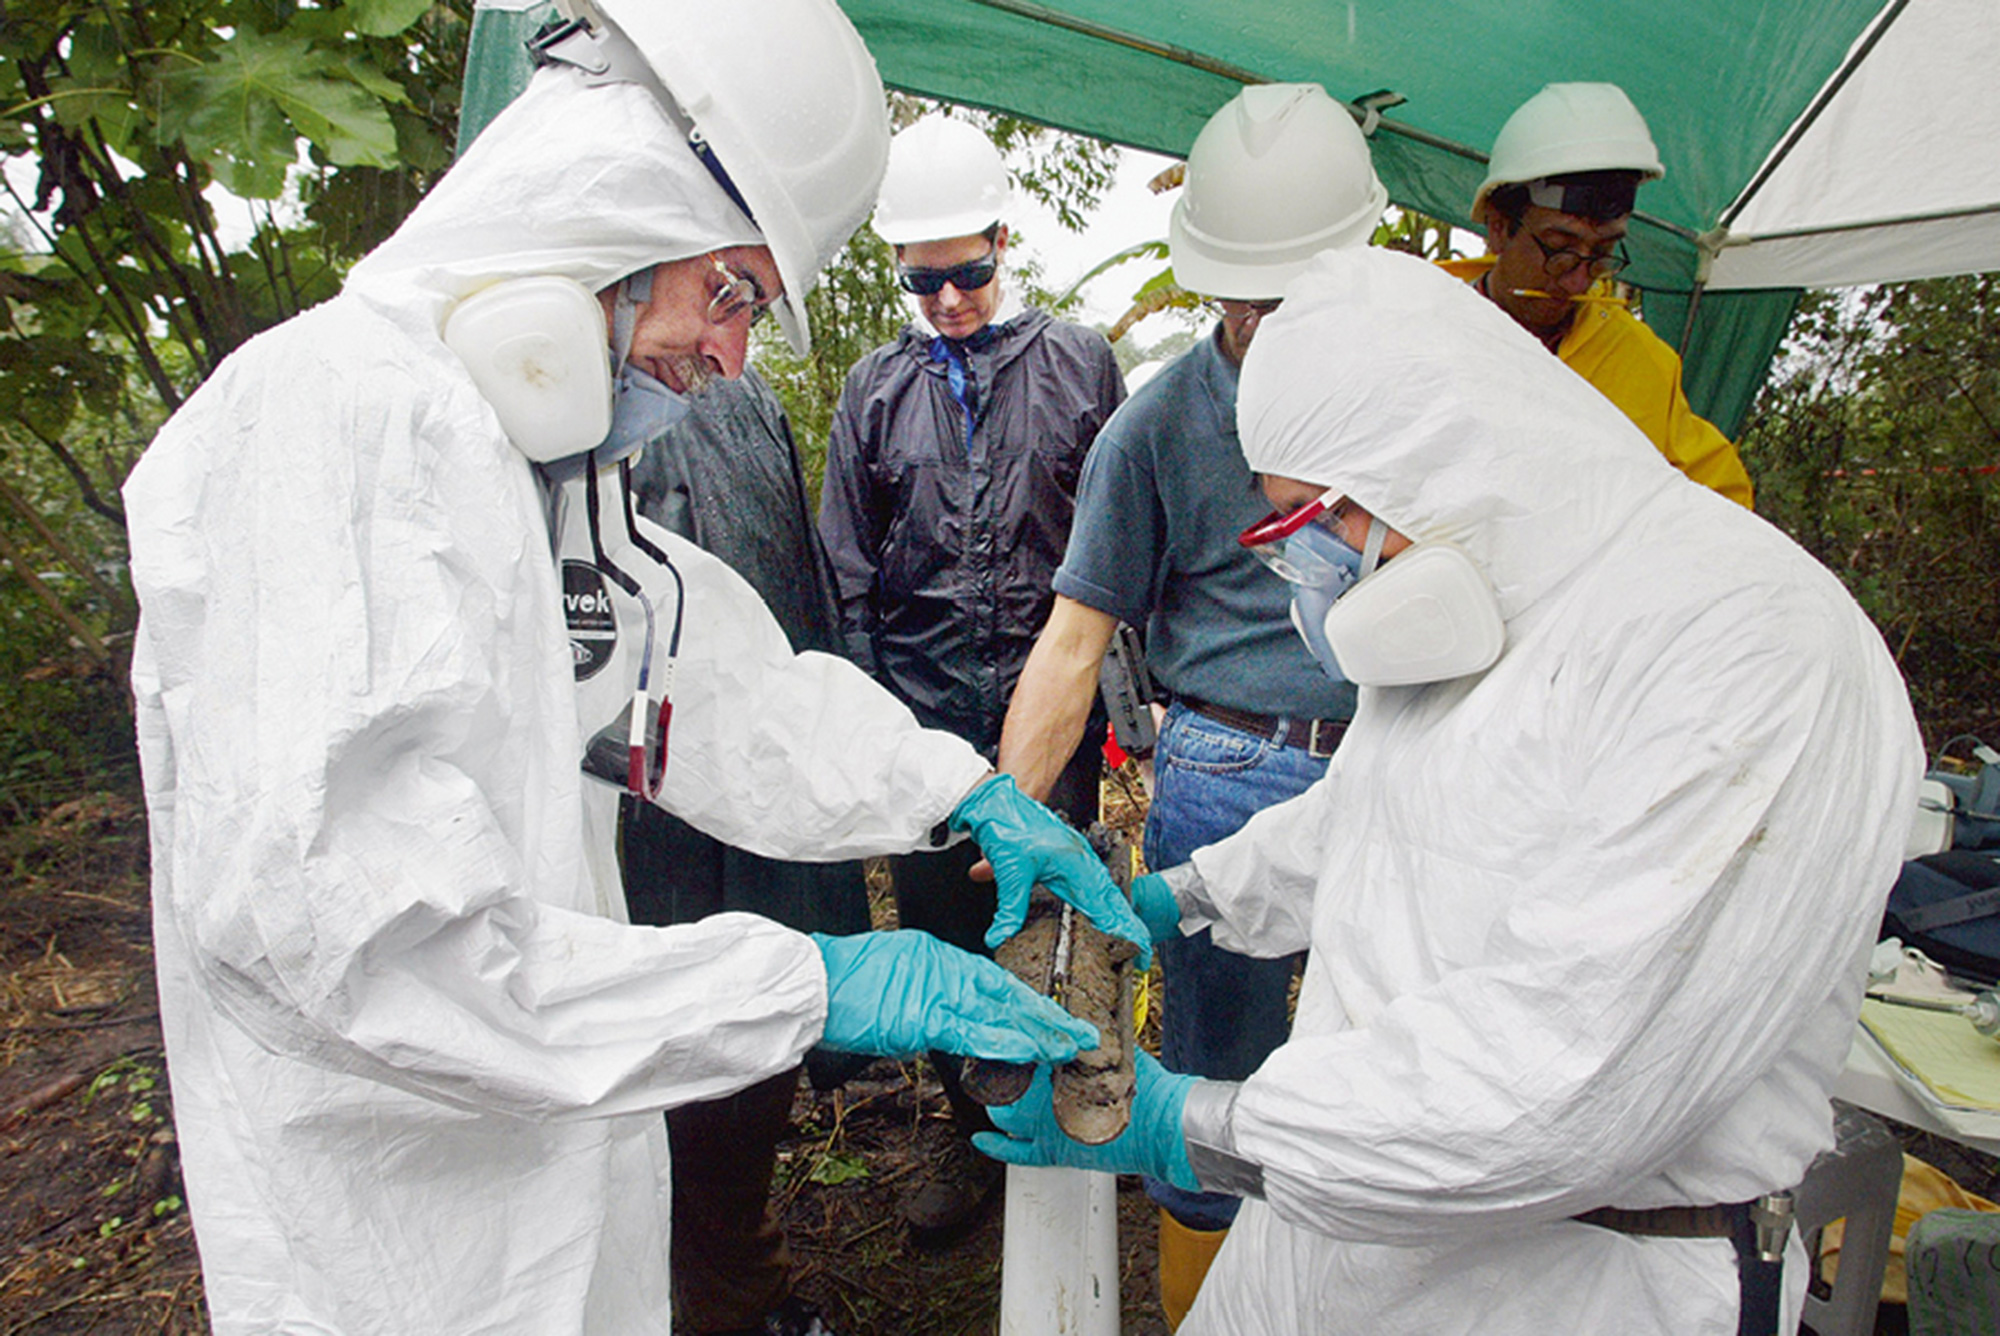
[591,0,891,359]
[872,207,1005,247]
[1168,178,1387,301]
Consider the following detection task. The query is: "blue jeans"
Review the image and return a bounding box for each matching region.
[1144,700,1330,1231]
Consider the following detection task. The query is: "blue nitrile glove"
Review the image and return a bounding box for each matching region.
[950,775,1153,965]
[812,931,1098,1061]
[1129,872,1182,942]
[972,1050,1200,1191]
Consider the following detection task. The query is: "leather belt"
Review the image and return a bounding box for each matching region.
[1181,697,1347,759]
[1575,1199,1787,1336]
[1573,1202,1745,1239]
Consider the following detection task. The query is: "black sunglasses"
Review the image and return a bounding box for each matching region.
[898,247,999,296]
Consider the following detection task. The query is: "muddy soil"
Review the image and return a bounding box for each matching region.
[1049,916,1137,1146]
[0,793,205,1333]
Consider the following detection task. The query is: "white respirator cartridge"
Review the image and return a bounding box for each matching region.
[1321,542,1505,687]
[443,276,613,462]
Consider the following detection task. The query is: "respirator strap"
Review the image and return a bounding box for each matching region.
[581,458,674,797]
[610,268,650,371]
[1359,515,1389,578]
[581,451,639,604]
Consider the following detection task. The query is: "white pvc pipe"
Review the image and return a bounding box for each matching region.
[997,1166,1121,1335]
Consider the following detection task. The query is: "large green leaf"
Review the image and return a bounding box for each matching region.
[346,0,435,39]
[156,29,397,198]
[41,19,148,158]
[0,335,123,439]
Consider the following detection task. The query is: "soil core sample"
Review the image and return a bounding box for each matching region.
[964,883,1137,1144]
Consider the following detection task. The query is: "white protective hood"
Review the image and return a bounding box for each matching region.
[346,68,760,317]
[1175,247,1923,1335]
[124,66,982,1334]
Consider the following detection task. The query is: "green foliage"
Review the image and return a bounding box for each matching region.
[87,1054,158,1106]
[1,1,470,819]
[1374,208,1463,262]
[153,27,403,197]
[1739,276,2000,748]
[980,111,1118,235]
[808,1149,871,1186]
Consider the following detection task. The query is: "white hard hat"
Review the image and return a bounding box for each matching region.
[872,116,1014,246]
[1473,83,1664,225]
[567,0,890,355]
[1168,83,1387,302]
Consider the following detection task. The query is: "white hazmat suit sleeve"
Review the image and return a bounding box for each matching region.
[1172,773,1337,958]
[561,468,992,862]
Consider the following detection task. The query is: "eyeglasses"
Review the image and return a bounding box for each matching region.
[707,256,774,327]
[898,246,999,296]
[1238,488,1347,579]
[1526,233,1631,281]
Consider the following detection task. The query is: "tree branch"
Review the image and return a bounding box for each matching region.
[20,421,127,526]
[0,471,128,613]
[73,128,230,372]
[0,523,110,664]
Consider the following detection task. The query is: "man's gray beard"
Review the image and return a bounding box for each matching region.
[660,353,717,397]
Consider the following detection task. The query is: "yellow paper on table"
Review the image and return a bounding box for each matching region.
[1860,998,2000,1111]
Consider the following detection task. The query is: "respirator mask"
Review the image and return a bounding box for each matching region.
[442,267,692,478]
[1239,489,1506,688]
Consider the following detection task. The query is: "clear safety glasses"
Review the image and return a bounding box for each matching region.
[1237,488,1345,582]
[897,245,999,296]
[706,256,774,328]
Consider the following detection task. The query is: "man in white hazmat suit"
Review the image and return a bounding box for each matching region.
[122,2,1145,1331]
[976,245,1924,1335]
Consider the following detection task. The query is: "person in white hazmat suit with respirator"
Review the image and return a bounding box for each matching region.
[975,245,1924,1336]
[121,1,1149,1331]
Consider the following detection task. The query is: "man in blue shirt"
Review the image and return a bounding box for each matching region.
[996,84,1385,1328]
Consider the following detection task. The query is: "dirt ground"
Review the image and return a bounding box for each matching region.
[768,1061,1168,1336]
[0,792,205,1333]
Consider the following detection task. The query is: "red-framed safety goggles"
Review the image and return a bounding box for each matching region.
[1237,488,1344,550]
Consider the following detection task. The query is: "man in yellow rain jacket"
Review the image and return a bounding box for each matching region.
[1441,82,1753,508]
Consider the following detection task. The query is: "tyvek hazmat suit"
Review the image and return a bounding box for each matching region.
[123,69,1008,1332]
[1170,250,1920,1334]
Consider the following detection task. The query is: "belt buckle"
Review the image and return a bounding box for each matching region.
[1306,719,1342,759]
